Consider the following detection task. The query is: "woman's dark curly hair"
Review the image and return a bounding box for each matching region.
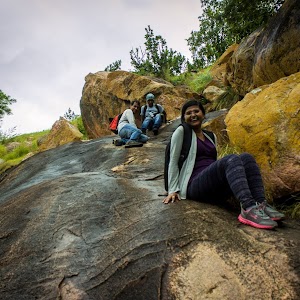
[131,100,140,106]
[181,100,205,122]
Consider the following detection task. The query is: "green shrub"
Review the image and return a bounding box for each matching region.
[166,72,192,86]
[4,144,30,161]
[71,116,88,139]
[162,67,212,92]
[0,157,24,174]
[0,127,16,144]
[30,140,39,152]
[217,143,241,159]
[212,87,241,110]
[0,129,66,175]
[13,131,49,143]
[0,144,7,158]
[281,193,300,219]
[290,202,300,218]
[187,68,212,93]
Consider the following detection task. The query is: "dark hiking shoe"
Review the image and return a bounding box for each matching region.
[113,139,124,146]
[153,128,158,135]
[259,201,285,221]
[238,204,278,229]
[125,140,143,148]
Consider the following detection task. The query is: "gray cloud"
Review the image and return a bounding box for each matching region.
[0,0,201,134]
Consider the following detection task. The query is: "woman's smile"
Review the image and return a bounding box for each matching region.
[184,105,204,126]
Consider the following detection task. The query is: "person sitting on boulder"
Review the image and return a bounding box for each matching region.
[141,93,165,135]
[163,99,285,230]
[117,100,149,148]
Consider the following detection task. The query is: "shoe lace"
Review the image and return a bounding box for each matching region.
[257,201,266,209]
[255,202,269,218]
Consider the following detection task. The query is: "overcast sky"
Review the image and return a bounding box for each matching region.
[0,0,202,134]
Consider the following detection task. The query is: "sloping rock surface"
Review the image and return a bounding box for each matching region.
[0,120,299,300]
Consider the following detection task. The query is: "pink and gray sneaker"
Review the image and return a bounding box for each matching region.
[238,204,278,229]
[258,201,285,221]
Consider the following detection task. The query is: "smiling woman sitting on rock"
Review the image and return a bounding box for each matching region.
[163,99,285,230]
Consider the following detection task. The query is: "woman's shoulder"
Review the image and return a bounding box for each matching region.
[203,129,216,144]
[172,123,185,139]
[123,108,133,116]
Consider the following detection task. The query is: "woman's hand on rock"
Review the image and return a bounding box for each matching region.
[163,192,181,204]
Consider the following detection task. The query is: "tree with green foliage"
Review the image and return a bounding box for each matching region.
[63,108,87,138]
[130,25,187,79]
[104,60,122,71]
[0,90,16,120]
[63,108,77,121]
[188,0,284,68]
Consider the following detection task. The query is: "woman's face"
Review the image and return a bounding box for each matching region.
[184,105,204,127]
[130,102,139,113]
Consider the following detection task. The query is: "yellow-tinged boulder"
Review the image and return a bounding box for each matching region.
[225,72,300,198]
[210,43,239,87]
[80,71,201,139]
[202,110,229,147]
[38,117,83,151]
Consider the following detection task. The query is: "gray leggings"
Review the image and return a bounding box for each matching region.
[187,153,265,210]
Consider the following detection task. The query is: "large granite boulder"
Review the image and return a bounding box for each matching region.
[226,0,300,96]
[225,72,300,199]
[80,71,201,139]
[209,43,239,87]
[0,119,299,299]
[202,109,229,147]
[202,85,227,103]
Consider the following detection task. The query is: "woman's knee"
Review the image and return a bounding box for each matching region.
[222,154,241,165]
[224,153,257,168]
[240,152,255,163]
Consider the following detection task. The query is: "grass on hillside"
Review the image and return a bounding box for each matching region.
[167,67,212,94]
[187,68,212,93]
[0,116,88,175]
[0,130,50,174]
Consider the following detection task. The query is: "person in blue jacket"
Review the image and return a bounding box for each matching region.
[141,93,165,135]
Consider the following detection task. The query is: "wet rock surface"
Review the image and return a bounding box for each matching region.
[0,120,299,300]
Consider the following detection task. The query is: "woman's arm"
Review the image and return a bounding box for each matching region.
[167,126,185,194]
[163,127,185,204]
[125,109,136,126]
